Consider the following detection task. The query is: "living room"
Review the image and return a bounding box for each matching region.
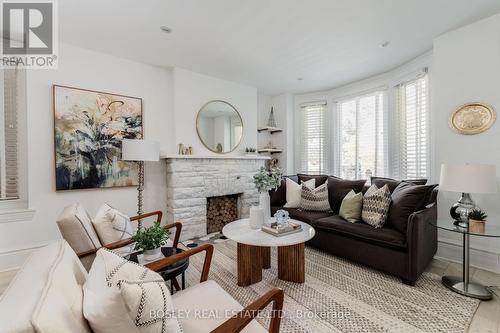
[1,1,500,332]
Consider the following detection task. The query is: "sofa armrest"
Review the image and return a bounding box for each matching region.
[211,288,284,333]
[406,203,438,282]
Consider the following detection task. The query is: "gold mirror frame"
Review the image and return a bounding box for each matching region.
[196,100,244,154]
[449,102,496,135]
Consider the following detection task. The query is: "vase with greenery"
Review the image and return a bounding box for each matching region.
[132,221,171,260]
[253,166,283,223]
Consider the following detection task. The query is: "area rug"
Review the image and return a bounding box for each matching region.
[183,240,479,333]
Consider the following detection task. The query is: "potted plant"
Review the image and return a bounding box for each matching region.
[132,221,171,261]
[253,166,282,223]
[468,208,487,233]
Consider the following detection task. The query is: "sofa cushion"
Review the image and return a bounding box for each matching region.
[339,190,363,223]
[83,248,165,333]
[172,280,266,333]
[0,240,91,333]
[92,203,134,245]
[57,203,102,270]
[387,182,438,234]
[362,185,392,228]
[118,280,182,333]
[327,177,366,213]
[314,215,407,249]
[299,181,331,212]
[270,179,287,206]
[271,206,332,225]
[371,177,428,193]
[297,174,328,187]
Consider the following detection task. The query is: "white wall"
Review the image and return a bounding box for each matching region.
[432,13,500,271]
[0,43,174,270]
[172,68,257,155]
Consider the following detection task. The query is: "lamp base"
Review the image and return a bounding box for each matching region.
[450,192,476,225]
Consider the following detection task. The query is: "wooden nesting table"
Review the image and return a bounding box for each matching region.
[222,219,315,286]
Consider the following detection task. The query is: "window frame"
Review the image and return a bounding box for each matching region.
[0,66,29,212]
[334,90,388,180]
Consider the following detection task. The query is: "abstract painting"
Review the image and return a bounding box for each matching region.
[53,85,143,190]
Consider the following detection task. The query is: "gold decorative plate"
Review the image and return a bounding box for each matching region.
[449,102,496,135]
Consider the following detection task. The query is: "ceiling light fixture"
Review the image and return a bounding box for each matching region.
[160,26,172,33]
[297,77,303,81]
[378,41,390,48]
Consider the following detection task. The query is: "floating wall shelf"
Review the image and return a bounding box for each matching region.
[257,126,283,134]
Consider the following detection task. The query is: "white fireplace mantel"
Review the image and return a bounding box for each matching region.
[161,153,270,160]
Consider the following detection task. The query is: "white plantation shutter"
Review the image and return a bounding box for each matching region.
[0,69,19,200]
[299,102,327,174]
[337,91,386,180]
[396,75,428,179]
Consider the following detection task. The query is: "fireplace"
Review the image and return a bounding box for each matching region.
[206,194,240,234]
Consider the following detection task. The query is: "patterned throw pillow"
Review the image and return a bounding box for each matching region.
[300,181,331,212]
[83,248,182,333]
[362,184,392,228]
[118,280,181,333]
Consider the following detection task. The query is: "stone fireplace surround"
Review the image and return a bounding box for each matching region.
[164,155,268,240]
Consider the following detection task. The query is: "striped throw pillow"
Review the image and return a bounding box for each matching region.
[300,181,331,212]
[362,184,392,228]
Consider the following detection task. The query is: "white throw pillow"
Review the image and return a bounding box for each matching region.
[83,248,180,333]
[284,178,315,208]
[118,280,182,333]
[93,203,134,245]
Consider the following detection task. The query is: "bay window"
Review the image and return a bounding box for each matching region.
[299,102,327,174]
[336,91,386,180]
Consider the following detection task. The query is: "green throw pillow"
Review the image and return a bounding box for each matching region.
[339,190,363,223]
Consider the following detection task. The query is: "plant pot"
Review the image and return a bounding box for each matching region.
[143,247,162,261]
[259,192,271,224]
[469,219,485,233]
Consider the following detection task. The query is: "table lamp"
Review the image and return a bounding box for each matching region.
[121,139,160,229]
[439,164,497,227]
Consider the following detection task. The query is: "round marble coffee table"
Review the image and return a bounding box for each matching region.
[222,218,315,286]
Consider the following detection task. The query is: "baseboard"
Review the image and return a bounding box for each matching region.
[0,242,49,271]
[436,238,500,274]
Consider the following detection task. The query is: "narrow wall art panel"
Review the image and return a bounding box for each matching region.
[53,85,143,190]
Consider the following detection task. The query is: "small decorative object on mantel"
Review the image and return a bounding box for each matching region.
[449,102,496,135]
[253,166,283,223]
[267,106,277,127]
[245,147,257,155]
[177,143,193,155]
[132,221,171,262]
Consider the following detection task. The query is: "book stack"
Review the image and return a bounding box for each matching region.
[262,221,302,237]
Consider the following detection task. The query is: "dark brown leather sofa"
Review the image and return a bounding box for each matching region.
[270,175,438,285]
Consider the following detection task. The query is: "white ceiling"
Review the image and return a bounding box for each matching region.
[59,0,500,95]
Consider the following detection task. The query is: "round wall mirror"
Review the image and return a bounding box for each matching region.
[196,100,243,153]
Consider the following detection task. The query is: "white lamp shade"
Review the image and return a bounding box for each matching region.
[439,164,497,194]
[121,139,160,162]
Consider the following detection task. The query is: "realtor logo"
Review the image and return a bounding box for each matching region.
[1,0,58,68]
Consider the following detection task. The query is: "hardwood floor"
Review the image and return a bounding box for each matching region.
[0,259,498,332]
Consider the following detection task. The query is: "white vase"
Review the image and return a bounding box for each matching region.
[249,206,265,229]
[259,192,271,224]
[143,247,162,261]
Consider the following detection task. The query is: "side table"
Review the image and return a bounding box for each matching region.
[431,219,500,300]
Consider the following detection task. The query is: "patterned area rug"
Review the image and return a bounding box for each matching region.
[183,240,479,333]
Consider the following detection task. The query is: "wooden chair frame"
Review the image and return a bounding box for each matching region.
[77,211,182,258]
[77,211,284,333]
